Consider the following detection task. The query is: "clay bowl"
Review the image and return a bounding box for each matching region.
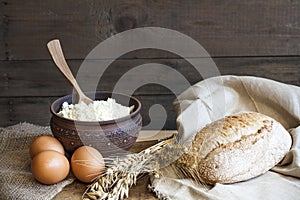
[50,91,142,157]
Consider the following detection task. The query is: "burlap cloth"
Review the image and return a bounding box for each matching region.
[0,123,75,200]
[150,75,300,200]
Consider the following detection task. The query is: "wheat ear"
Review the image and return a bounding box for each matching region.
[82,136,177,200]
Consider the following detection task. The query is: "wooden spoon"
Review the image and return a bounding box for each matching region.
[47,39,93,105]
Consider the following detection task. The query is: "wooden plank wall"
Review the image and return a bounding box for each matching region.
[1,0,300,129]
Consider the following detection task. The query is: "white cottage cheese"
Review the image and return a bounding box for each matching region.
[58,98,132,121]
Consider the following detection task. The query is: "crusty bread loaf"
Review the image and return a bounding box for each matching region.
[176,112,292,184]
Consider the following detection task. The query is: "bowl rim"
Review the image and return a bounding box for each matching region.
[50,91,141,125]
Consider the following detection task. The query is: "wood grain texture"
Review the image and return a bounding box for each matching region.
[1,56,299,128]
[54,139,159,200]
[1,0,300,60]
[0,95,177,129]
[1,1,299,199]
[53,176,157,200]
[1,57,299,97]
[0,97,55,126]
[1,0,300,129]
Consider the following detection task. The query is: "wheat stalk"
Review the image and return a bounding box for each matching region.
[82,136,179,200]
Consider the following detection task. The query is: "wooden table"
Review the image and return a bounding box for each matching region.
[54,130,175,200]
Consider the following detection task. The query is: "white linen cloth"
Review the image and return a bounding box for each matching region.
[150,75,300,200]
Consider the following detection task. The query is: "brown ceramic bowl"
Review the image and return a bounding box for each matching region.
[50,91,142,157]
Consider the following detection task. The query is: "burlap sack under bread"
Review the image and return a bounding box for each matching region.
[176,112,292,184]
[150,75,300,200]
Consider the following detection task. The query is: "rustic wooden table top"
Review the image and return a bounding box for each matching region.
[54,130,175,200]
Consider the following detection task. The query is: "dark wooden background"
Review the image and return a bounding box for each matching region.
[1,0,300,129]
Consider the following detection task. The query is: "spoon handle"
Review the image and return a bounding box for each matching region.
[47,39,93,104]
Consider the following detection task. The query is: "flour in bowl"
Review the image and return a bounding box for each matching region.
[58,98,132,121]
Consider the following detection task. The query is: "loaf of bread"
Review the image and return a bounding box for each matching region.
[176,112,292,184]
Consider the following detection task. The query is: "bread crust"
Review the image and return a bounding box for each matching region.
[176,112,292,184]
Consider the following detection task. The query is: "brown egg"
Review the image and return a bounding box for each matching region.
[29,135,64,159]
[71,146,105,183]
[31,150,70,185]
